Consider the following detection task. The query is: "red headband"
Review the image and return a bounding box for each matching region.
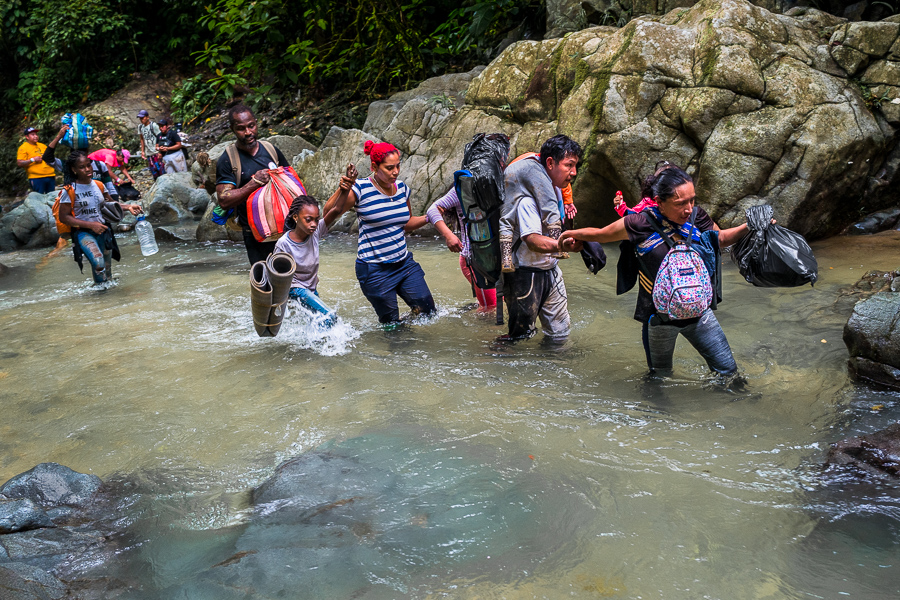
[364,140,399,165]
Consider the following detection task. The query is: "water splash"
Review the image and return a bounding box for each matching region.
[278,300,361,356]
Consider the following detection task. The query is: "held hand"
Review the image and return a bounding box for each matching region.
[564,203,577,219]
[125,204,143,216]
[252,171,271,187]
[345,163,358,180]
[90,222,108,235]
[338,175,354,191]
[140,151,146,160]
[56,124,70,140]
[561,237,583,252]
[446,234,463,253]
[612,190,624,209]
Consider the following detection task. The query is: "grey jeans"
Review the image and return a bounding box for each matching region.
[644,309,737,375]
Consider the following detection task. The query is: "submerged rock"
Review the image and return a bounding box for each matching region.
[0,562,66,600]
[0,499,54,534]
[825,423,900,479]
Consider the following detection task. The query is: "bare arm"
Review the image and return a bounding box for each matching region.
[433,220,462,252]
[59,203,107,235]
[523,232,560,254]
[215,171,269,210]
[559,218,629,251]
[322,179,357,229]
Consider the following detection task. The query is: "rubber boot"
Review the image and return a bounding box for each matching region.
[500,234,515,273]
[548,223,569,259]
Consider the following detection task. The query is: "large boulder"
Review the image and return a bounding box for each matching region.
[0,563,66,600]
[82,72,176,146]
[0,192,59,251]
[377,0,899,237]
[844,287,900,389]
[195,201,244,243]
[0,498,54,534]
[144,172,211,224]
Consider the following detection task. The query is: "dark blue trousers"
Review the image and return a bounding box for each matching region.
[355,253,436,324]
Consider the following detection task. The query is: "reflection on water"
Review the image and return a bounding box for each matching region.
[1,231,899,598]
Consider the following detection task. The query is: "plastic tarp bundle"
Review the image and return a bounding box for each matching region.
[459,133,510,214]
[250,252,296,337]
[248,166,307,243]
[60,113,93,149]
[732,204,818,287]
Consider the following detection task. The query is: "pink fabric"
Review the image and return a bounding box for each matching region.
[614,196,657,217]
[459,255,497,309]
[88,148,129,167]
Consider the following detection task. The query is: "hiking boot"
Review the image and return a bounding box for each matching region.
[500,235,515,273]
[547,223,569,259]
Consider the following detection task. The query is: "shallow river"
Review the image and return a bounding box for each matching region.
[1,230,898,599]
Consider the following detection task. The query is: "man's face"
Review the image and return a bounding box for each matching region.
[159,124,169,134]
[25,132,39,145]
[232,111,258,147]
[546,154,578,189]
[140,116,150,126]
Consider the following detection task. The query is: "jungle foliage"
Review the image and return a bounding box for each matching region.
[0,0,545,125]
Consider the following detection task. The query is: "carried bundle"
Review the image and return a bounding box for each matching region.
[453,133,510,289]
[250,252,296,337]
[247,166,307,243]
[732,204,818,287]
[60,113,93,149]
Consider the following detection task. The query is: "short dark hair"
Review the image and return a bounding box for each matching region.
[643,163,692,202]
[284,195,320,230]
[227,104,255,128]
[539,134,583,169]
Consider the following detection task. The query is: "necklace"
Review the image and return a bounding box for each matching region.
[369,175,396,197]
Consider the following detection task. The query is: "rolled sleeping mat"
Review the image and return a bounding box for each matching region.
[250,260,275,337]
[100,202,125,224]
[264,252,296,337]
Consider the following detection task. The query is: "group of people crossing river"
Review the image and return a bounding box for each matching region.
[212,104,756,379]
[29,101,768,379]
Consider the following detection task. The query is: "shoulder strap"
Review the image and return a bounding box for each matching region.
[94,180,106,195]
[645,212,675,250]
[258,140,278,164]
[225,143,242,181]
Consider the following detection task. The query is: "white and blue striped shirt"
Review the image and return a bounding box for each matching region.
[353,177,411,263]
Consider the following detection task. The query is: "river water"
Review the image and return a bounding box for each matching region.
[0,230,898,599]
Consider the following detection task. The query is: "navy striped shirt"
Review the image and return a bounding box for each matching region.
[352,177,411,263]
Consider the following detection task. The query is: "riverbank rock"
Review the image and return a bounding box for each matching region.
[845,207,900,234]
[0,463,102,510]
[0,562,67,600]
[82,72,176,147]
[347,0,898,239]
[0,192,59,251]
[144,172,211,224]
[196,202,244,243]
[0,499,55,534]
[843,285,900,389]
[824,423,900,479]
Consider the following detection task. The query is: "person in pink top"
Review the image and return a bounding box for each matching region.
[87,148,135,185]
[613,190,657,216]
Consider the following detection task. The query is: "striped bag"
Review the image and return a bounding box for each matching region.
[247,166,307,242]
[60,113,94,149]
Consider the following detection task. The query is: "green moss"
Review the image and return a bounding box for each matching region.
[582,23,636,158]
[696,19,719,86]
[572,59,591,93]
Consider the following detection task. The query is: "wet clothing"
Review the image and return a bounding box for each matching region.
[644,309,737,375]
[74,229,113,283]
[215,142,290,264]
[18,142,56,180]
[624,206,715,323]
[355,253,436,324]
[59,181,105,223]
[352,177,411,264]
[425,187,496,308]
[502,193,570,339]
[500,154,562,241]
[289,287,336,328]
[274,221,327,291]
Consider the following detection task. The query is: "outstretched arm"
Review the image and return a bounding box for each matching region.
[322,163,358,228]
[715,222,749,247]
[559,217,628,252]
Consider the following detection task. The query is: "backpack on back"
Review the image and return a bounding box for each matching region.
[644,210,713,320]
[452,133,510,289]
[53,180,107,237]
[60,113,93,150]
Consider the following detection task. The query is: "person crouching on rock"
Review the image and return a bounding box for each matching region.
[560,164,750,377]
[273,164,358,328]
[57,151,142,284]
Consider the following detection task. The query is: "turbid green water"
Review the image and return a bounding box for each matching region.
[0,230,898,599]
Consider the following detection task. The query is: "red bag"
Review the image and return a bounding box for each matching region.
[247,166,307,242]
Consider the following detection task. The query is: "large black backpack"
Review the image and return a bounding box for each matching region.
[453,133,510,289]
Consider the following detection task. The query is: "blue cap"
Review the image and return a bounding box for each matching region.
[137,109,149,118]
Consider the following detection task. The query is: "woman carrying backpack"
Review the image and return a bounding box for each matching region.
[560,165,750,377]
[57,151,143,284]
[328,140,436,325]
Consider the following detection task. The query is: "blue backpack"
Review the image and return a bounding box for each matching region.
[60,113,93,149]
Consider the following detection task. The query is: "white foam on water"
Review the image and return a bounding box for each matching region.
[278,299,362,356]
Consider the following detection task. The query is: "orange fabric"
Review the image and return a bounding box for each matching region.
[509,152,573,204]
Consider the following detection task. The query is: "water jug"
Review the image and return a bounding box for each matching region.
[134,216,159,256]
[468,207,491,243]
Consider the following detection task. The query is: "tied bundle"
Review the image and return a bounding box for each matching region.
[250,252,296,337]
[60,113,93,150]
[247,166,307,243]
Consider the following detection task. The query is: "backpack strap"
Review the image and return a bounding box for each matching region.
[258,140,278,165]
[224,143,242,185]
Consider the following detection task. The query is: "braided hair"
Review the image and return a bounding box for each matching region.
[284,195,320,230]
[63,150,90,187]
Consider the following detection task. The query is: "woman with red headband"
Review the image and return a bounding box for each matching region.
[331,140,436,325]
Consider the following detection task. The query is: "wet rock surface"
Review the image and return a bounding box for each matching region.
[825,422,900,480]
[144,172,211,225]
[0,463,101,509]
[844,279,900,388]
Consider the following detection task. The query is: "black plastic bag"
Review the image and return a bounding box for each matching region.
[580,241,607,274]
[732,204,818,287]
[460,133,510,214]
[115,182,141,201]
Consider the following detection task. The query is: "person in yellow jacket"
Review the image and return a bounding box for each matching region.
[16,126,57,194]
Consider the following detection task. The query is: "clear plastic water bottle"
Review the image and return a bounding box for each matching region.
[134,216,159,256]
[468,207,491,242]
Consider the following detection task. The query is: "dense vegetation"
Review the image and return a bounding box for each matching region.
[0,0,544,126]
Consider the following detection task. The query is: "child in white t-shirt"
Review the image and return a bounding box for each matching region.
[273,164,357,326]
